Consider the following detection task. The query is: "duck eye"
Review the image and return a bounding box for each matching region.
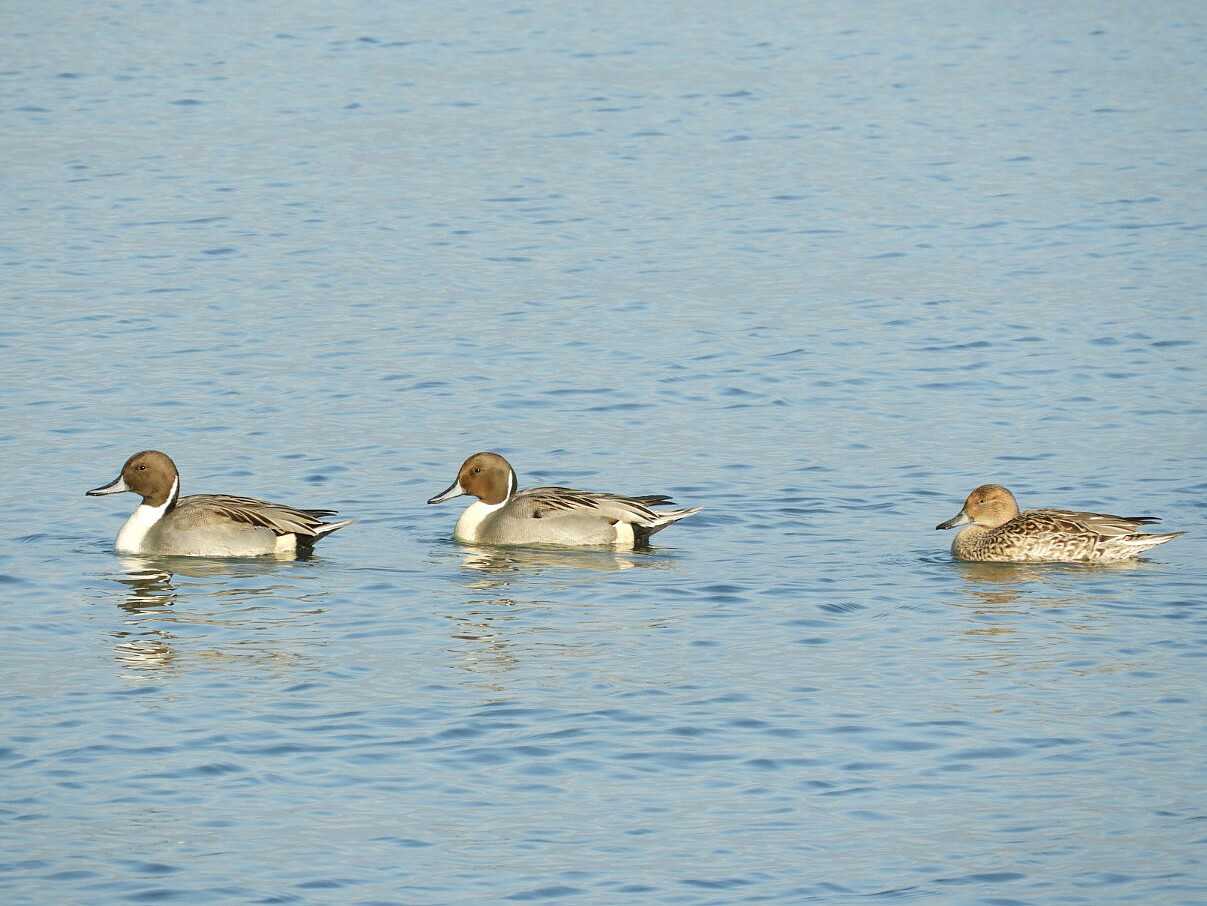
[473,467,481,474]
[138,464,146,471]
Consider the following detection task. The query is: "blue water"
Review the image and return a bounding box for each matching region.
[3,1,1206,903]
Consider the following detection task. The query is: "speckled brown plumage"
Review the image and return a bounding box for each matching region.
[937,484,1182,563]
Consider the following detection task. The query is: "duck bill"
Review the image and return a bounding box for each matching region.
[936,510,971,530]
[427,480,465,505]
[86,474,129,496]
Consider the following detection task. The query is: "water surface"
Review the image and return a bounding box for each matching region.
[2,1,1206,903]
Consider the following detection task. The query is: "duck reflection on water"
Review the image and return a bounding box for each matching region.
[104,556,325,675]
[456,543,660,576]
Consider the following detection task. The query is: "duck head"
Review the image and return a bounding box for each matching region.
[937,484,1019,531]
[427,452,517,506]
[87,450,180,508]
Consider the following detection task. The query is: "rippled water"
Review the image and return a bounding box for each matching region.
[3,1,1206,903]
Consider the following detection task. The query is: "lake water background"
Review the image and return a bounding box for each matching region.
[2,1,1206,903]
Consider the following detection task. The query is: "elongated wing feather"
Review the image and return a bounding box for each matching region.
[1024,509,1163,538]
[177,494,343,537]
[513,487,675,526]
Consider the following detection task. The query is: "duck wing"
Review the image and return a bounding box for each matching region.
[1025,508,1162,537]
[178,494,344,538]
[512,486,681,526]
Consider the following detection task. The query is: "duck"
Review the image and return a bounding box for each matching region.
[427,452,700,548]
[87,450,352,557]
[936,483,1182,563]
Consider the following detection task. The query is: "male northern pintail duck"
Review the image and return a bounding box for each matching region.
[936,484,1182,563]
[427,451,700,548]
[87,450,352,557]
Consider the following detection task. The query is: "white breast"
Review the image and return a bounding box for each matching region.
[454,499,507,542]
[115,479,178,554]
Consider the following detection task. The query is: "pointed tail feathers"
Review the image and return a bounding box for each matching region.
[313,519,354,538]
[294,518,352,556]
[650,505,701,525]
[1119,530,1183,553]
[644,506,702,533]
